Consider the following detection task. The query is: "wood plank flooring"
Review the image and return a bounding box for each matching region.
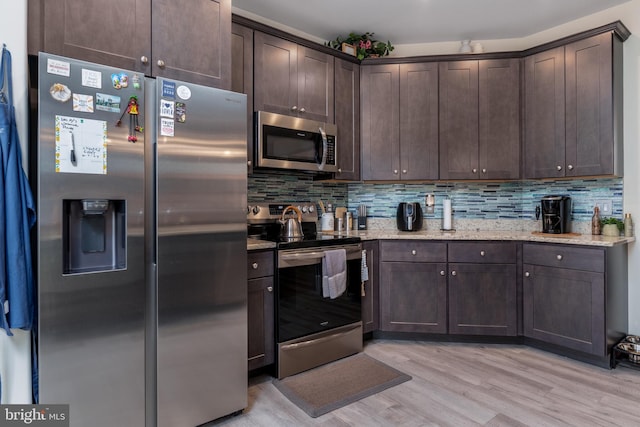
[213,340,640,426]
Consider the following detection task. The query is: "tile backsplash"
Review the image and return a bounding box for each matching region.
[248,172,623,222]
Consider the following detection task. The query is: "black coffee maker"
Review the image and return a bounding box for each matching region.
[397,202,423,231]
[539,195,572,234]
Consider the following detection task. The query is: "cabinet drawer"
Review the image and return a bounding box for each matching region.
[247,251,274,279]
[448,242,517,264]
[523,243,604,273]
[380,240,446,263]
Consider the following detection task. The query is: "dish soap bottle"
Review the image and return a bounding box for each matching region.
[592,205,601,235]
[624,213,634,237]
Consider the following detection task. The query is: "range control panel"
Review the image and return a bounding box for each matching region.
[247,202,318,223]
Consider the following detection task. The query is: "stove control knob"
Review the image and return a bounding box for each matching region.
[252,206,261,215]
[301,205,309,213]
[246,206,251,214]
[308,205,315,213]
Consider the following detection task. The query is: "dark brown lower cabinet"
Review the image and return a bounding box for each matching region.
[362,241,379,333]
[247,251,275,370]
[448,263,517,336]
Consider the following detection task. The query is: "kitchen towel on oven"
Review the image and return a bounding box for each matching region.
[322,249,347,299]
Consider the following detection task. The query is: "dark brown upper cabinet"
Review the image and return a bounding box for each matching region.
[231,23,254,173]
[334,59,361,180]
[440,59,520,180]
[361,62,438,181]
[525,32,623,178]
[33,0,231,88]
[254,32,334,123]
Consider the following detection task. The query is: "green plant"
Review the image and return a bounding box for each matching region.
[600,217,625,231]
[326,32,394,60]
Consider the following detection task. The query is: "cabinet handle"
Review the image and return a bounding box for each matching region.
[451,270,457,276]
[291,105,298,111]
[472,168,477,173]
[140,56,149,64]
[568,164,574,170]
[482,168,487,174]
[557,165,562,171]
[556,254,563,261]
[440,270,445,276]
[411,249,417,255]
[393,169,398,174]
[480,250,485,256]
[299,107,306,113]
[252,262,258,269]
[267,286,273,292]
[525,271,530,277]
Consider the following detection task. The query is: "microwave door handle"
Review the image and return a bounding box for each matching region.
[318,126,327,170]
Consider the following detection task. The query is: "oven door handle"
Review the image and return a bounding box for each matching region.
[279,246,362,267]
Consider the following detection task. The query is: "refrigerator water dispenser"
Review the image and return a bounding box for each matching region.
[63,199,126,274]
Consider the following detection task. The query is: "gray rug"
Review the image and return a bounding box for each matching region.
[272,353,412,418]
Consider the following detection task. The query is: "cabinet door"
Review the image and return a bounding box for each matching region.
[380,262,447,333]
[42,0,151,72]
[565,33,614,176]
[297,47,334,122]
[152,0,231,88]
[362,241,379,333]
[254,32,298,115]
[479,59,521,179]
[448,263,517,336]
[400,63,439,180]
[524,46,565,178]
[439,61,479,179]
[248,276,275,370]
[334,59,361,181]
[361,64,400,180]
[231,23,254,174]
[523,264,605,356]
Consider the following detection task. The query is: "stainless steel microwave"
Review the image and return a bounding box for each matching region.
[256,111,338,173]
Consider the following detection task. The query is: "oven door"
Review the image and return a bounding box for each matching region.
[276,243,362,343]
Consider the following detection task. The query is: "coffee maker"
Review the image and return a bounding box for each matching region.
[397,202,423,231]
[539,195,572,234]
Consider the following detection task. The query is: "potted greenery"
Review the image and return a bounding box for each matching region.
[600,217,624,236]
[326,32,394,60]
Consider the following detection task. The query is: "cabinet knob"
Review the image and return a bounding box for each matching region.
[472,168,477,173]
[556,254,563,261]
[557,165,562,171]
[525,271,530,277]
[338,168,342,173]
[568,164,574,170]
[140,56,149,64]
[411,249,417,255]
[393,169,398,174]
[440,270,445,276]
[482,168,487,174]
[157,59,166,68]
[299,107,306,113]
[267,286,273,293]
[252,262,258,269]
[480,250,485,256]
[402,169,407,174]
[451,270,457,276]
[291,105,298,111]
[247,160,252,166]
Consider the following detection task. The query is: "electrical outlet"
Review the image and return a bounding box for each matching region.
[598,200,613,215]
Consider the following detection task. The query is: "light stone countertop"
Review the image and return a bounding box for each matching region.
[247,238,276,251]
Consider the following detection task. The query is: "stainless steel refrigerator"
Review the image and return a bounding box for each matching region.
[35,53,247,427]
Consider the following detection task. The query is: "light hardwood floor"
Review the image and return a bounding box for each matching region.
[214,340,640,426]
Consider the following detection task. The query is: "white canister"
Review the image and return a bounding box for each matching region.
[320,213,334,232]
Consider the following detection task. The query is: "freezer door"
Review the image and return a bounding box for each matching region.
[36,53,145,427]
[154,78,248,426]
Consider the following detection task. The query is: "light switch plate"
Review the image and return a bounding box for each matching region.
[598,199,613,215]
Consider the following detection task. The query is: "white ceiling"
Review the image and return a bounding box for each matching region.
[232,0,630,45]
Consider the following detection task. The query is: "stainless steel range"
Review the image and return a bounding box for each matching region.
[248,202,363,378]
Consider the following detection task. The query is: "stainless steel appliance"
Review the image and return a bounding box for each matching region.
[396,202,423,231]
[34,53,247,427]
[247,202,362,379]
[255,111,338,173]
[540,195,572,234]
